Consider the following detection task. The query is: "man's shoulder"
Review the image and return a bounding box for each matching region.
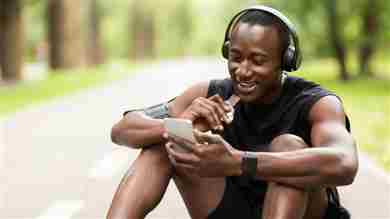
[286,75,333,98]
[287,75,320,89]
[286,76,349,126]
[209,78,232,87]
[283,75,343,117]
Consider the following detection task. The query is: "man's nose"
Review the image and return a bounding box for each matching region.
[236,60,252,78]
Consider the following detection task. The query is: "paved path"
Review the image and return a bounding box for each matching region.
[1,58,389,219]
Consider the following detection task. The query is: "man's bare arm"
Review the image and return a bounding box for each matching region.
[111,82,209,148]
[252,96,358,188]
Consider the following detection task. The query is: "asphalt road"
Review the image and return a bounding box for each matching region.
[1,58,389,219]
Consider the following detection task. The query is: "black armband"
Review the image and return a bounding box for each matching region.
[123,98,175,119]
[143,102,170,119]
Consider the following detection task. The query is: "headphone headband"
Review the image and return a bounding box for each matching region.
[222,5,302,72]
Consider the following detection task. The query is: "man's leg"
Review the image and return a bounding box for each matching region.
[172,170,226,219]
[262,134,328,219]
[107,144,173,219]
[106,143,227,219]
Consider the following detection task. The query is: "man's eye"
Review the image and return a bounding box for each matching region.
[253,58,265,65]
[229,53,241,61]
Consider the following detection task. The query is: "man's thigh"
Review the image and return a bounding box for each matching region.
[107,144,173,218]
[269,134,329,219]
[173,169,226,219]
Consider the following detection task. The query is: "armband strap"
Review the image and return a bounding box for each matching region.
[144,102,170,119]
[123,98,175,119]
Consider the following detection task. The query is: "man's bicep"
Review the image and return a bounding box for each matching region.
[311,121,355,151]
[168,81,210,117]
[309,95,355,149]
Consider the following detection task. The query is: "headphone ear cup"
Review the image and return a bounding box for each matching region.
[222,41,230,59]
[282,46,296,72]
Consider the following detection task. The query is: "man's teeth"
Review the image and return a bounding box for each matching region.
[240,82,255,87]
[238,82,256,89]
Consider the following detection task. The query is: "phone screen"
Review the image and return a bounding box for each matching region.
[163,118,196,142]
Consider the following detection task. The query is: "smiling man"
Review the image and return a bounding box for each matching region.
[108,6,358,219]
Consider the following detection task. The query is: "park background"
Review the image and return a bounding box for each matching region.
[0,0,389,173]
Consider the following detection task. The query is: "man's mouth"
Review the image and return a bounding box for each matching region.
[237,81,257,93]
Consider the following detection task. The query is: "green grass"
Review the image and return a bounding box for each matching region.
[0,61,135,118]
[300,58,390,172]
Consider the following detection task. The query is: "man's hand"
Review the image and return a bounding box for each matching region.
[179,94,232,132]
[165,130,242,177]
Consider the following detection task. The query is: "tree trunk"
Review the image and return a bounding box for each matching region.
[0,0,23,82]
[129,1,155,60]
[87,0,104,65]
[47,0,84,70]
[326,0,350,81]
[359,0,379,76]
[174,1,192,56]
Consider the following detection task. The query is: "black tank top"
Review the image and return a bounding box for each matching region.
[206,76,351,208]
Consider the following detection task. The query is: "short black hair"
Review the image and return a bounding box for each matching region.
[233,10,290,57]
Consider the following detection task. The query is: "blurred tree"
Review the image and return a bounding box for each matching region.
[0,0,23,81]
[325,0,350,80]
[171,0,192,56]
[359,0,381,76]
[129,0,155,60]
[47,0,85,70]
[276,0,388,79]
[86,0,104,65]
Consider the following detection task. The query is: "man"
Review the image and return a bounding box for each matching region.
[108,6,358,219]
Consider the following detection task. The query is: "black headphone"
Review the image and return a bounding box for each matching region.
[222,5,302,72]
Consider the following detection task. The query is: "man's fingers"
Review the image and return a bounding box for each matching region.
[197,101,222,129]
[166,141,199,165]
[173,162,197,172]
[209,95,231,111]
[208,95,232,124]
[204,99,230,126]
[193,130,222,145]
[192,97,220,130]
[190,96,233,130]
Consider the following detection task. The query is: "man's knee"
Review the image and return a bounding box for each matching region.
[140,144,169,164]
[138,143,173,173]
[269,134,308,153]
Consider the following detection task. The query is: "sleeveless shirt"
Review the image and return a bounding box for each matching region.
[207,76,350,151]
[206,76,351,208]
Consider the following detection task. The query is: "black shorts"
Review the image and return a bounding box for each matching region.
[207,177,350,219]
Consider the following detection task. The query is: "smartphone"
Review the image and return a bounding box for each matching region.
[163,118,196,153]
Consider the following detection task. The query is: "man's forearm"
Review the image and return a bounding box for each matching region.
[111,112,166,148]
[239,146,357,188]
[261,175,333,190]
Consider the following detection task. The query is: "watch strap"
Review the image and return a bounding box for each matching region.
[241,151,258,177]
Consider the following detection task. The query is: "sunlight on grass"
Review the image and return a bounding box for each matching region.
[0,61,135,118]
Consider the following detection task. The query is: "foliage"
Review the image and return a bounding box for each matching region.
[22,0,389,65]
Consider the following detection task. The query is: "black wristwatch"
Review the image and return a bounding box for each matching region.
[241,151,258,177]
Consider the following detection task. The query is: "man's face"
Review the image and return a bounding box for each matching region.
[228,23,283,104]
